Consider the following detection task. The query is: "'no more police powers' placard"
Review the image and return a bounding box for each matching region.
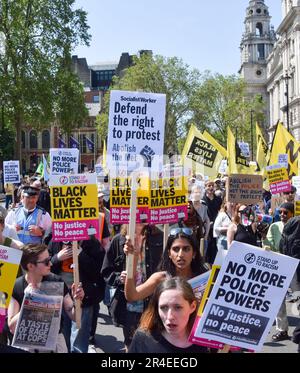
[193,241,299,351]
[50,148,79,175]
[49,174,99,242]
[3,161,20,183]
[107,90,166,173]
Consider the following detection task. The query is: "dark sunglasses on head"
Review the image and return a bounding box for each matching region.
[169,227,193,237]
[279,209,289,215]
[62,241,72,245]
[35,257,51,266]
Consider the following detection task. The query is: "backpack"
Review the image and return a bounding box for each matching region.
[279,216,300,281]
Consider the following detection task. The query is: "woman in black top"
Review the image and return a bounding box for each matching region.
[128,277,207,353]
[227,205,259,247]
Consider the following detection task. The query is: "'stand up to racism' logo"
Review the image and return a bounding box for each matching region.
[244,253,256,264]
[59,176,68,185]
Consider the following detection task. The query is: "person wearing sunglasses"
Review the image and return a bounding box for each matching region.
[125,227,206,309]
[7,243,84,353]
[268,202,297,343]
[227,204,259,248]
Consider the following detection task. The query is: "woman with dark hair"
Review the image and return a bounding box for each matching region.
[125,228,207,303]
[101,224,163,350]
[128,277,207,353]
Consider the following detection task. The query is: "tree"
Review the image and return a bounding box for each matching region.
[0,0,91,161]
[97,53,202,153]
[189,73,265,146]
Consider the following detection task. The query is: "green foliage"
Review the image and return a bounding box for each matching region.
[190,73,265,147]
[0,0,91,159]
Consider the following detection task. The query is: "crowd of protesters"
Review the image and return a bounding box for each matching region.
[0,172,299,354]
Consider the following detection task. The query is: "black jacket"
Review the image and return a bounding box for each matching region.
[79,238,106,307]
[101,227,164,288]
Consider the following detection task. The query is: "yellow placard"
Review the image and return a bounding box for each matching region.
[50,183,98,221]
[110,177,149,208]
[197,265,221,316]
[295,201,300,216]
[150,176,188,209]
[266,167,289,185]
[0,261,20,309]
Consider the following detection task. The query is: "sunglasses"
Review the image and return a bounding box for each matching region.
[169,227,193,237]
[279,210,289,215]
[35,257,51,266]
[62,241,72,245]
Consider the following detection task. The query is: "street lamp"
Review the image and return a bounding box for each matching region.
[250,109,254,161]
[283,71,292,132]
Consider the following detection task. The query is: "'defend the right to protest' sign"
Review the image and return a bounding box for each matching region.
[49,173,99,242]
[192,241,299,352]
[3,161,20,183]
[226,174,263,205]
[50,148,79,175]
[107,90,166,173]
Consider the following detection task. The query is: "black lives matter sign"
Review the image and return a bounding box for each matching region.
[187,137,218,168]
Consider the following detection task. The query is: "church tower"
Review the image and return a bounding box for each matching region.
[239,0,276,122]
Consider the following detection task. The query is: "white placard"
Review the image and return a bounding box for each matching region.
[50,148,79,175]
[238,142,250,158]
[193,241,299,352]
[278,154,288,168]
[3,161,20,183]
[107,90,166,173]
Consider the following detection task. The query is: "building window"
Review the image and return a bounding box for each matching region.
[256,23,263,37]
[42,130,50,149]
[93,95,100,103]
[257,44,265,60]
[29,130,38,149]
[21,131,26,149]
[256,70,262,77]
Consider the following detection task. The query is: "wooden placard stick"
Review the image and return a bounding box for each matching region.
[218,344,231,353]
[163,224,169,249]
[126,172,138,279]
[72,241,82,329]
[200,238,205,257]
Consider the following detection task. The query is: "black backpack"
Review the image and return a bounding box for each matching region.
[279,216,300,281]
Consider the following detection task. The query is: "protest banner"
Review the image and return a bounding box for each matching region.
[50,148,79,175]
[149,175,188,224]
[292,176,300,194]
[49,173,99,242]
[295,201,300,216]
[181,125,223,178]
[109,176,149,225]
[226,174,263,205]
[12,291,63,351]
[192,241,299,351]
[3,161,20,184]
[0,246,23,332]
[266,165,291,194]
[278,154,288,168]
[107,90,166,173]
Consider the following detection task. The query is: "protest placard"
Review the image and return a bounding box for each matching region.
[109,176,149,224]
[292,176,300,194]
[266,165,291,194]
[49,173,99,242]
[50,148,79,175]
[3,161,20,184]
[107,90,166,173]
[149,175,188,224]
[182,125,223,178]
[0,246,22,332]
[226,174,263,205]
[12,291,63,351]
[192,241,299,351]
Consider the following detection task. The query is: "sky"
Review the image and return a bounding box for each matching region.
[73,0,282,76]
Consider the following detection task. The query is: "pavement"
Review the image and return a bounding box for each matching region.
[91,299,299,354]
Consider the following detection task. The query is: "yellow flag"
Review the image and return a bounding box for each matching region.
[256,123,270,176]
[269,123,300,179]
[227,127,252,175]
[203,130,228,158]
[181,124,223,178]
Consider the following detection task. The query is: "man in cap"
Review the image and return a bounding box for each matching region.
[5,185,52,245]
